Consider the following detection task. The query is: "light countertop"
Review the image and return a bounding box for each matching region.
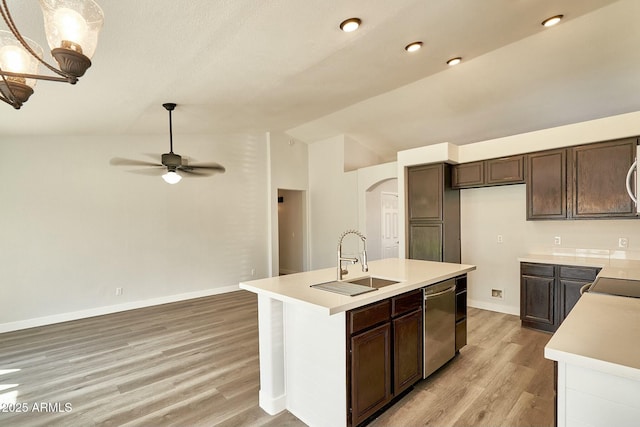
[544,292,640,380]
[239,258,476,315]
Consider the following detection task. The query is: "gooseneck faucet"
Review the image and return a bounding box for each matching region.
[337,230,368,280]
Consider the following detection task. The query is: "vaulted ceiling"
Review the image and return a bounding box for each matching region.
[3,0,638,161]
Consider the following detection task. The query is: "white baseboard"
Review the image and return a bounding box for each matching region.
[468,298,519,316]
[0,285,241,334]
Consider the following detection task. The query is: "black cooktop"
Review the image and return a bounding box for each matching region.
[588,276,640,298]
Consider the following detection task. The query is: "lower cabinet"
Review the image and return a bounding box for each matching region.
[454,275,467,351]
[347,289,422,427]
[520,262,600,332]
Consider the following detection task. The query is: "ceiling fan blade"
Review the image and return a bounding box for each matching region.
[125,167,166,176]
[179,168,216,177]
[110,157,162,167]
[182,163,226,173]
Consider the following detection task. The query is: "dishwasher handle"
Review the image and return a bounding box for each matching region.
[424,285,456,300]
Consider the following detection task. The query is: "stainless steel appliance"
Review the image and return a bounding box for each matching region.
[625,144,639,214]
[423,279,456,378]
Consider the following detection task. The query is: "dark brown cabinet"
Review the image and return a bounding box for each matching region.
[486,156,525,185]
[526,149,567,220]
[526,138,638,220]
[452,156,525,188]
[451,161,484,188]
[520,262,600,332]
[407,163,460,263]
[571,138,637,218]
[347,289,422,427]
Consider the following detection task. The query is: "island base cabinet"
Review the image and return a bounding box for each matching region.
[347,289,423,427]
[393,309,423,394]
[349,323,392,427]
[555,362,640,427]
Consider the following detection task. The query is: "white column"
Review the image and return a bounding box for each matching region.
[257,294,286,414]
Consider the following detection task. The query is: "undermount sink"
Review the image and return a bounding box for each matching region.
[346,276,399,289]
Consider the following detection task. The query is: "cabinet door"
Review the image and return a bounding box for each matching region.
[451,162,484,188]
[350,323,392,426]
[571,138,637,218]
[526,149,567,220]
[559,279,586,321]
[408,164,443,221]
[392,309,423,395]
[521,275,556,331]
[409,223,442,261]
[486,156,525,185]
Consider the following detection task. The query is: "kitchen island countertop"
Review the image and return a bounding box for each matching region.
[240,257,476,315]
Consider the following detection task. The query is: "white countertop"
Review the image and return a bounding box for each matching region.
[239,258,476,315]
[545,292,640,380]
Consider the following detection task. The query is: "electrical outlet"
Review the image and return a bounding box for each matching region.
[619,237,629,249]
[251,268,256,276]
[554,236,562,246]
[497,234,504,244]
[491,289,503,299]
[115,287,123,296]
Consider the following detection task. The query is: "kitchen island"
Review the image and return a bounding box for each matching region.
[240,258,476,427]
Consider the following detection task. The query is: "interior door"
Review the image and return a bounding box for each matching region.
[381,192,399,258]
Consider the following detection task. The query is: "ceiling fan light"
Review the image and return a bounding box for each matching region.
[340,18,361,33]
[405,41,422,53]
[162,171,182,184]
[542,14,563,27]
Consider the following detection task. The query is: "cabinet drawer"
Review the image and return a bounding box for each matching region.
[391,289,422,317]
[559,266,599,281]
[521,262,555,277]
[348,299,391,335]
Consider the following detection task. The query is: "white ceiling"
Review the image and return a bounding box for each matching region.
[3,0,639,161]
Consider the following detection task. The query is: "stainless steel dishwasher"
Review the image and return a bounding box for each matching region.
[423,279,456,378]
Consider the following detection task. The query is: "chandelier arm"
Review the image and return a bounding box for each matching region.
[0,69,73,83]
[0,91,18,108]
[0,0,72,80]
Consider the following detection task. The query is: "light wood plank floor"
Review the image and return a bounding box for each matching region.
[0,291,554,427]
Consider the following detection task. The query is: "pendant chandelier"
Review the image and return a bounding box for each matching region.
[0,0,104,109]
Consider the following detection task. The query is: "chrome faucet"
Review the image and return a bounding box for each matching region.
[337,230,368,280]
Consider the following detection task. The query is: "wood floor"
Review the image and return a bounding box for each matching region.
[0,290,554,427]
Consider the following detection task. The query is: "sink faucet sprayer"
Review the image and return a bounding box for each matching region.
[337,230,368,280]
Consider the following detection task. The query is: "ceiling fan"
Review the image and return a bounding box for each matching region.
[110,103,226,184]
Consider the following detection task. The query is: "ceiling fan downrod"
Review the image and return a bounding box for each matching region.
[163,102,176,154]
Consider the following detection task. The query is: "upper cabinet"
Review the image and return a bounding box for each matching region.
[526,137,638,220]
[408,164,443,221]
[571,138,637,218]
[451,156,525,189]
[526,149,567,219]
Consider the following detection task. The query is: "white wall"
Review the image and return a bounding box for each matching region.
[0,132,269,331]
[268,132,309,276]
[308,135,359,269]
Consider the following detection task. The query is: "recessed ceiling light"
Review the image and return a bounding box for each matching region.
[340,18,361,32]
[405,41,423,53]
[542,14,563,27]
[447,57,462,66]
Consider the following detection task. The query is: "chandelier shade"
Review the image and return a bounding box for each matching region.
[0,0,104,109]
